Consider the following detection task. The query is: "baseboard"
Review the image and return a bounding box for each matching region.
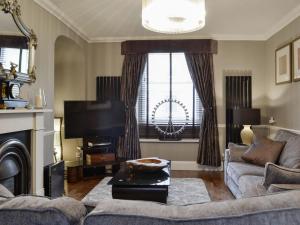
[171,161,223,171]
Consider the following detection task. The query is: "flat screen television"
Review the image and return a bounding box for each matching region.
[64,100,125,139]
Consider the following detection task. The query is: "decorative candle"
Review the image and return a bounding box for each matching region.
[35,88,43,109]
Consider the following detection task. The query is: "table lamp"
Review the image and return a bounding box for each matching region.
[232,108,261,145]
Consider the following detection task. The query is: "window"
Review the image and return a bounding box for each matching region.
[0,47,29,73]
[136,53,203,139]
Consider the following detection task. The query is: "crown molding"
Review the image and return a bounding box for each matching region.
[89,35,213,43]
[33,0,90,42]
[34,0,300,43]
[88,34,267,43]
[263,4,300,40]
[211,34,266,41]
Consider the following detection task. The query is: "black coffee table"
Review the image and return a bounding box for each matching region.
[108,162,170,203]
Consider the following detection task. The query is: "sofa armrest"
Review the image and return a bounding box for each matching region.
[0,196,86,225]
[224,144,248,185]
[224,149,230,184]
[263,162,300,189]
[224,143,249,184]
[224,149,230,164]
[268,184,300,193]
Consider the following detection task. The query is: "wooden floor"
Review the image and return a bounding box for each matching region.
[65,171,234,201]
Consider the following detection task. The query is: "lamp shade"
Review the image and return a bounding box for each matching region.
[232,108,261,125]
[142,0,206,34]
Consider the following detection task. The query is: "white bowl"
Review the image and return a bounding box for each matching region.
[126,157,169,172]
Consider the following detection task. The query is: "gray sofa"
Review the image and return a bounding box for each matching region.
[83,190,300,225]
[224,129,300,198]
[2,189,300,225]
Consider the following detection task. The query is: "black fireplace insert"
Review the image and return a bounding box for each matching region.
[0,131,31,195]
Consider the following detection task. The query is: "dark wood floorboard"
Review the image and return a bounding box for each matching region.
[65,177,103,201]
[65,171,234,201]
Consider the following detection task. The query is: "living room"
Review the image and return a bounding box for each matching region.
[0,0,300,224]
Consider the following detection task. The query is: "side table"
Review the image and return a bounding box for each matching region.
[65,161,83,183]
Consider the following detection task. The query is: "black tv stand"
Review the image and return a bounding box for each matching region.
[82,136,123,178]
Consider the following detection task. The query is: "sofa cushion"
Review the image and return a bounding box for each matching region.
[279,136,300,168]
[238,175,266,198]
[241,136,286,167]
[227,162,264,185]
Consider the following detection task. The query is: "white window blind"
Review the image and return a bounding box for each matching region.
[136,53,203,139]
[0,47,28,73]
[21,49,29,73]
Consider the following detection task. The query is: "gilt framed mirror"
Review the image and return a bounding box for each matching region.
[0,0,37,83]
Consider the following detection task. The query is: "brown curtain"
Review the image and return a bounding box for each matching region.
[185,53,221,167]
[118,54,147,160]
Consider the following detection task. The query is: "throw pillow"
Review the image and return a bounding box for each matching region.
[0,184,14,198]
[241,136,286,167]
[228,142,249,162]
[278,135,300,169]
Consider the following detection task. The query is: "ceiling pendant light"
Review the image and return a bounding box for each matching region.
[142,0,206,34]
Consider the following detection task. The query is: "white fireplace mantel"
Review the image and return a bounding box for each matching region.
[0,109,52,195]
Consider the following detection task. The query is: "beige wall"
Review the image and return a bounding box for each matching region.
[214,41,267,124]
[87,43,124,100]
[141,141,198,161]
[16,0,88,165]
[87,41,267,161]
[54,36,85,161]
[265,16,300,130]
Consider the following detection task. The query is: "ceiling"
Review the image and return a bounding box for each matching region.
[34,0,300,43]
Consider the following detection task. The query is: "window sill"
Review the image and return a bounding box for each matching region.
[140,138,199,143]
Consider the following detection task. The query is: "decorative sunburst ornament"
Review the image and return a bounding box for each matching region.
[151,99,189,139]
